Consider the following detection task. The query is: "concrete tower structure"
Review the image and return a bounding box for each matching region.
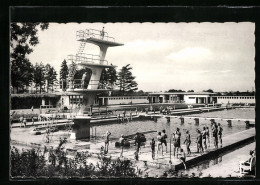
[66,28,123,140]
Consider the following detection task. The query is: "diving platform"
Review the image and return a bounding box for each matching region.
[62,27,124,140]
[76,29,123,47]
[67,53,116,68]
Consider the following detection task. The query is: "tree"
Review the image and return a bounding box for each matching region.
[106,66,118,85]
[10,23,49,93]
[11,57,34,93]
[203,89,214,93]
[187,90,194,92]
[60,59,69,80]
[44,64,57,93]
[100,66,118,89]
[118,64,138,95]
[33,62,45,93]
[168,89,185,92]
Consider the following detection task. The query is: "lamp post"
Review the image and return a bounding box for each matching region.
[169,133,172,164]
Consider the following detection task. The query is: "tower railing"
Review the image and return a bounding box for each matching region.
[67,53,108,65]
[76,29,115,42]
[59,79,113,90]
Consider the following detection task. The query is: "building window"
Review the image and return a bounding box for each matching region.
[69,95,83,105]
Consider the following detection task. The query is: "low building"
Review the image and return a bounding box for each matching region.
[148,92,216,104]
[212,95,255,104]
[98,96,149,106]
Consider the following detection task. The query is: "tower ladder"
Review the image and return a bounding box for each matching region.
[77,41,86,54]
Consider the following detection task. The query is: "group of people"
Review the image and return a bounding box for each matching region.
[102,122,223,169]
[152,123,223,159]
[212,122,223,148]
[19,116,27,128]
[103,130,145,160]
[116,110,133,122]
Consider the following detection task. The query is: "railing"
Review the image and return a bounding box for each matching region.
[67,54,108,65]
[59,79,113,90]
[76,29,115,42]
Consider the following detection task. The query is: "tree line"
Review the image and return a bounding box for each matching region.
[10,22,139,95]
[10,23,57,93]
[60,60,139,95]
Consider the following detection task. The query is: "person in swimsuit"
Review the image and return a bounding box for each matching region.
[104,131,111,154]
[202,127,207,149]
[212,123,218,148]
[19,116,23,128]
[173,128,181,157]
[206,126,210,147]
[156,132,163,155]
[161,129,168,153]
[23,118,27,128]
[100,27,105,39]
[178,148,187,169]
[184,130,191,156]
[134,132,142,153]
[119,134,125,158]
[196,129,204,153]
[150,138,156,160]
[81,72,87,88]
[218,123,223,147]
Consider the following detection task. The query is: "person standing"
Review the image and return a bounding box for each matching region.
[119,134,125,158]
[31,117,35,126]
[81,72,87,88]
[161,129,168,153]
[206,126,210,147]
[212,123,218,148]
[104,131,111,154]
[196,129,204,153]
[202,127,207,149]
[156,132,163,156]
[100,27,105,39]
[178,148,187,170]
[129,110,132,120]
[150,138,156,160]
[23,118,27,128]
[19,116,24,128]
[174,128,181,157]
[217,123,223,147]
[184,130,191,156]
[134,132,142,153]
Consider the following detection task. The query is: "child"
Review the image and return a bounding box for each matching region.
[178,148,187,170]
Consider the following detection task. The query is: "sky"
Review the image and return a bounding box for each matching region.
[27,22,255,92]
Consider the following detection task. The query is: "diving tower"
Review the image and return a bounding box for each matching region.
[76,28,123,61]
[64,27,123,140]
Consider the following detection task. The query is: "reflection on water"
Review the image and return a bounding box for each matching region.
[180,142,255,177]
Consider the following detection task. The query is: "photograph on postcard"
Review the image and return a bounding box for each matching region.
[10,22,255,178]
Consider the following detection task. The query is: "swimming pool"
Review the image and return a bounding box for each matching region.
[91,108,255,146]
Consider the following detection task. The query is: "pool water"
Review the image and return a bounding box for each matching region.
[179,142,255,177]
[91,108,255,147]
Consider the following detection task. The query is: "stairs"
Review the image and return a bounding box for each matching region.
[77,41,86,54]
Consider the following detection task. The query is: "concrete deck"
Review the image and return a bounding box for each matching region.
[81,128,255,172]
[10,125,255,176]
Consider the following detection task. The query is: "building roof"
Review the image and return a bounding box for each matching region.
[11,93,60,98]
[149,92,216,96]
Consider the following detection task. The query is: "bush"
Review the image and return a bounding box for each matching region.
[96,154,137,177]
[11,137,139,178]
